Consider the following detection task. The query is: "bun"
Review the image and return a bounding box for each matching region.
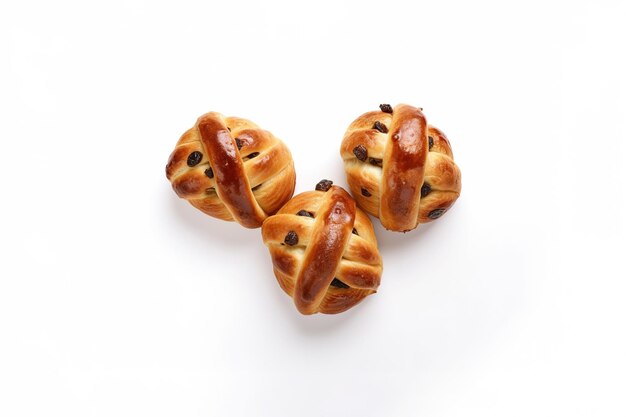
[262,181,382,314]
[340,104,461,232]
[166,112,295,228]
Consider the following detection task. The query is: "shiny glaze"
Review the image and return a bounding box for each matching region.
[261,185,382,315]
[165,112,296,228]
[294,186,356,314]
[339,104,462,232]
[197,113,266,228]
[380,104,428,231]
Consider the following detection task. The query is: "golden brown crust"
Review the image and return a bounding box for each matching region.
[340,104,461,232]
[261,184,382,315]
[165,112,296,228]
[196,114,266,228]
[380,105,428,231]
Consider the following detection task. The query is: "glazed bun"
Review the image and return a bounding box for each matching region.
[261,181,382,315]
[340,104,461,232]
[166,112,295,228]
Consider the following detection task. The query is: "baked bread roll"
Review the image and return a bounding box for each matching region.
[340,104,461,232]
[261,180,382,315]
[166,112,296,228]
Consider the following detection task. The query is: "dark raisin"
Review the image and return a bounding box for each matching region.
[330,278,350,289]
[284,231,298,246]
[247,152,260,159]
[428,208,446,219]
[296,210,314,218]
[315,179,333,192]
[421,182,431,198]
[369,158,383,167]
[361,187,371,197]
[373,121,388,133]
[428,136,434,151]
[235,138,243,150]
[352,228,358,235]
[353,145,368,161]
[251,184,262,191]
[187,151,202,167]
[227,127,231,132]
[204,167,214,178]
[379,104,393,113]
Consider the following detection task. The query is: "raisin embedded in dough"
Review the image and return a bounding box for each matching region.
[330,278,350,289]
[379,104,393,114]
[284,231,298,246]
[187,151,202,167]
[297,210,314,218]
[315,179,333,192]
[373,121,388,134]
[428,208,446,219]
[353,145,368,161]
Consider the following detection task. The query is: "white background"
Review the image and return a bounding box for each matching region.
[1,0,625,416]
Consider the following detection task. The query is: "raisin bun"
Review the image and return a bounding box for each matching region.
[166,112,296,228]
[340,104,461,232]
[261,180,382,315]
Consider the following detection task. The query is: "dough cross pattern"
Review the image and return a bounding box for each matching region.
[340,103,462,232]
[262,184,382,314]
[166,112,295,228]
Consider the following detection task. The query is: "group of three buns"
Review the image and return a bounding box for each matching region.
[166,104,461,315]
